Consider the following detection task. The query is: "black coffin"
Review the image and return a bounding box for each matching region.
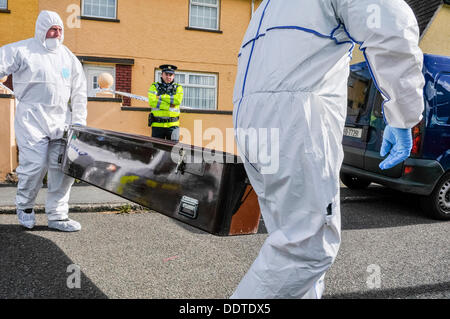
[61,126,260,236]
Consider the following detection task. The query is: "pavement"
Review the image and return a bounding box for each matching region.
[0,181,387,214]
[0,181,387,234]
[0,182,139,214]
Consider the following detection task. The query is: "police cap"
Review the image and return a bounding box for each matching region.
[160,64,177,74]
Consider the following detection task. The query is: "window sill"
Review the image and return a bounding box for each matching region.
[121,106,151,112]
[121,106,232,115]
[88,97,122,102]
[78,56,134,65]
[181,108,231,115]
[185,26,223,34]
[0,9,11,13]
[80,16,120,23]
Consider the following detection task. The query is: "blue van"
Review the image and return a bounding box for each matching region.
[341,53,450,220]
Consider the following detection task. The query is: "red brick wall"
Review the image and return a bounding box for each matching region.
[116,64,132,106]
[4,75,13,92]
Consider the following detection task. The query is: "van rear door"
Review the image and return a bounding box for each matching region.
[342,62,373,169]
[363,91,403,178]
[424,71,450,159]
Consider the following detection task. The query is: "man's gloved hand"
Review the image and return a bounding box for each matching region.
[379,125,412,170]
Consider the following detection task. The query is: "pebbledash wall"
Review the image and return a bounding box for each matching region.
[0,1,449,181]
[0,0,39,180]
[0,0,262,181]
[40,0,261,113]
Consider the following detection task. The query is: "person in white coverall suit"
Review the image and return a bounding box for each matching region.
[0,11,87,232]
[232,0,424,298]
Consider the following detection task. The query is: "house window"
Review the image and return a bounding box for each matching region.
[83,64,116,97]
[0,0,7,9]
[189,0,220,31]
[347,62,371,117]
[155,70,217,110]
[82,0,117,19]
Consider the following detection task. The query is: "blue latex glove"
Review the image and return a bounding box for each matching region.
[72,123,83,127]
[379,125,412,170]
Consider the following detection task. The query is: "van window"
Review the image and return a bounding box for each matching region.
[435,73,450,124]
[347,63,371,117]
[372,91,384,118]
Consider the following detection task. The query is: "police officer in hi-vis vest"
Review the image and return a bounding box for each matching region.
[148,64,184,141]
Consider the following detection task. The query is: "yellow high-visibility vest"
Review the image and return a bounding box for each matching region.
[148,82,183,128]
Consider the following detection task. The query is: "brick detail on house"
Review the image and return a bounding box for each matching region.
[115,64,132,106]
[4,75,13,92]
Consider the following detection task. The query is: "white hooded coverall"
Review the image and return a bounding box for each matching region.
[0,11,87,221]
[232,0,424,298]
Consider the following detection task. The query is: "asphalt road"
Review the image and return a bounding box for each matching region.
[325,188,449,299]
[0,185,448,299]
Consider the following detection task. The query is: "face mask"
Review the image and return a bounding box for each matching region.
[45,38,61,51]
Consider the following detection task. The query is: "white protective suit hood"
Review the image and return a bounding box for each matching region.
[0,8,87,138]
[35,10,65,51]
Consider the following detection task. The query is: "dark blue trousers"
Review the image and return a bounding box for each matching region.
[151,126,180,141]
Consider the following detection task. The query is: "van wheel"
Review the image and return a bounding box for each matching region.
[420,172,450,220]
[340,172,371,189]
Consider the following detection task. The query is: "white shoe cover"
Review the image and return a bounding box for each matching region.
[48,219,81,232]
[17,209,36,229]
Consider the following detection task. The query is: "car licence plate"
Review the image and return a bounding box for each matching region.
[343,127,363,138]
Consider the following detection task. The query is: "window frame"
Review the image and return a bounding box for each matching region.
[434,73,450,125]
[83,64,116,98]
[347,73,371,117]
[81,0,118,20]
[0,0,9,12]
[154,69,218,110]
[188,0,220,32]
